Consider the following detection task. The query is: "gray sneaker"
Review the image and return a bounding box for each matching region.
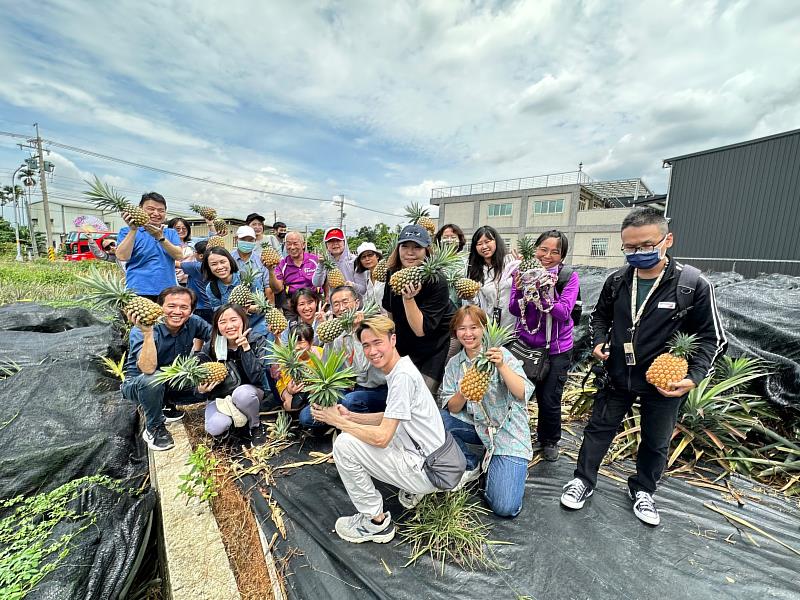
[335,512,396,544]
[398,490,425,509]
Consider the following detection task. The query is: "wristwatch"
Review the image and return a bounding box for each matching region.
[157,237,166,243]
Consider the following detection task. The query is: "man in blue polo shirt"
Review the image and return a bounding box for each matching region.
[121,286,212,451]
[115,191,185,300]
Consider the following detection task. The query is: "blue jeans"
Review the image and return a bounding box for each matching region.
[298,384,388,429]
[122,373,198,431]
[440,409,528,518]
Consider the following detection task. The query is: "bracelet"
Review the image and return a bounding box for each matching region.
[157,237,166,243]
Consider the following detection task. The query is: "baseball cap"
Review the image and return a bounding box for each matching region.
[244,212,265,224]
[397,224,431,248]
[355,242,382,258]
[324,228,345,242]
[236,225,256,239]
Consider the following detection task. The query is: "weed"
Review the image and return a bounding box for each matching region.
[177,444,220,504]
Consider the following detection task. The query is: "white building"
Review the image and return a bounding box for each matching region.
[28,199,127,246]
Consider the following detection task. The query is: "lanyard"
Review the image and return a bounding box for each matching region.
[630,266,667,331]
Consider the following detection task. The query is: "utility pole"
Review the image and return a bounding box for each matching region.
[33,123,54,250]
[273,210,277,225]
[335,195,346,229]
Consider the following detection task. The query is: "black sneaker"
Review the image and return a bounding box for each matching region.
[542,444,559,462]
[143,424,175,451]
[560,477,593,509]
[628,489,661,526]
[162,404,185,423]
[211,430,231,448]
[250,422,268,447]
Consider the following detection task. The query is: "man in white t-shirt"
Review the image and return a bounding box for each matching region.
[310,315,444,544]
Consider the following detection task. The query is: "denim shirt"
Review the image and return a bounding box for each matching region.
[205,272,267,336]
[440,347,534,460]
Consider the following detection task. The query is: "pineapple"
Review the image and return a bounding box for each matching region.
[267,333,311,384]
[455,278,481,300]
[319,254,346,289]
[229,268,259,307]
[389,243,460,295]
[151,354,228,390]
[251,291,288,335]
[304,350,357,407]
[212,218,228,236]
[646,332,698,389]
[260,246,281,268]
[190,203,218,221]
[317,301,380,344]
[206,235,227,250]
[372,234,398,282]
[77,267,163,326]
[84,176,149,227]
[518,236,543,272]
[459,321,515,402]
[404,202,436,235]
[267,410,293,442]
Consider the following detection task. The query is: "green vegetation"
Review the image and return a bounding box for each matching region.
[0,259,116,307]
[0,475,122,600]
[177,444,220,504]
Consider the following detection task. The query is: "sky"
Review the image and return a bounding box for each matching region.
[0,0,798,231]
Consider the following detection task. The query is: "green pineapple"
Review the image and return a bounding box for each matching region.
[317,301,380,344]
[150,355,228,389]
[518,236,543,272]
[303,350,357,407]
[250,290,288,334]
[389,243,460,295]
[84,176,149,227]
[460,321,515,402]
[77,267,163,326]
[267,333,311,384]
[267,410,293,442]
[229,268,259,307]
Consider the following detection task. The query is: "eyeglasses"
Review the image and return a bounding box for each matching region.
[536,247,561,257]
[103,243,116,250]
[621,235,667,255]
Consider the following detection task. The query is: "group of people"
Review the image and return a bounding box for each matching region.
[113,189,726,542]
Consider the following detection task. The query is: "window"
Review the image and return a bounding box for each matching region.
[590,237,609,257]
[533,198,565,214]
[503,238,512,248]
[488,202,513,218]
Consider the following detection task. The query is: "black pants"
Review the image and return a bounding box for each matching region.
[574,387,683,495]
[535,350,571,446]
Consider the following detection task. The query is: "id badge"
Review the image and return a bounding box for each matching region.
[624,342,636,366]
[491,307,502,324]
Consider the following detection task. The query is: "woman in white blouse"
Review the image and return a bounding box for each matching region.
[353,242,385,309]
[466,226,519,330]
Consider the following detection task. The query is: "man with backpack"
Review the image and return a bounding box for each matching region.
[560,208,726,526]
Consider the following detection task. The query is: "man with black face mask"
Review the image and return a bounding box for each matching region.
[265,221,288,258]
[560,207,726,527]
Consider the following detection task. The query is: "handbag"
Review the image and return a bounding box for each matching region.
[409,431,467,490]
[507,314,552,383]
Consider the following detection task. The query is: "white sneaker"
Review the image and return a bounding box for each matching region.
[560,478,593,509]
[334,512,396,544]
[628,489,660,526]
[452,466,481,491]
[397,490,424,509]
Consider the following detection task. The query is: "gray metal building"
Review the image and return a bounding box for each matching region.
[664,129,800,277]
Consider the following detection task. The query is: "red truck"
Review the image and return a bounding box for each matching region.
[63,231,118,261]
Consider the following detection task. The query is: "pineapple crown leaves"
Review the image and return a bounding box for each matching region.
[380,232,399,254]
[303,350,357,407]
[338,300,380,331]
[267,333,310,381]
[250,290,275,312]
[404,201,430,222]
[517,235,537,258]
[420,242,461,280]
[474,322,514,372]
[667,332,700,358]
[237,267,259,288]
[150,355,209,390]
[76,266,136,308]
[83,175,129,211]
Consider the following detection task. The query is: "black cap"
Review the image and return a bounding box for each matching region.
[397,224,431,248]
[245,213,265,224]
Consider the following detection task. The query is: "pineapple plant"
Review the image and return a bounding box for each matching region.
[518,235,543,272]
[84,176,149,227]
[251,290,288,334]
[260,245,281,268]
[404,201,436,235]
[459,321,515,402]
[206,235,227,249]
[304,350,357,407]
[229,268,259,307]
[317,301,380,344]
[454,277,481,300]
[212,218,228,236]
[389,243,460,295]
[646,332,699,389]
[267,410,293,442]
[77,267,163,326]
[267,333,311,384]
[319,254,346,288]
[151,354,228,390]
[190,203,218,221]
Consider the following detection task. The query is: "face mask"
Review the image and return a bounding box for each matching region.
[625,248,662,269]
[238,241,256,253]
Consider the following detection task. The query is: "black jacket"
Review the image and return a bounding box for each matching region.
[195,333,270,397]
[590,258,727,395]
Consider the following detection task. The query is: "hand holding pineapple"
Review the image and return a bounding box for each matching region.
[400,282,422,300]
[197,378,222,395]
[646,332,699,398]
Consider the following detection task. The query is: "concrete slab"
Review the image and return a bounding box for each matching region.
[150,422,241,600]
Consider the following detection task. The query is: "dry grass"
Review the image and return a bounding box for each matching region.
[182,405,275,600]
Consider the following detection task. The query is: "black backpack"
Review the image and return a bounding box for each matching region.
[609,262,701,321]
[556,266,583,326]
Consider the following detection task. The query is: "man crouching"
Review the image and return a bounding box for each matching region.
[310,315,446,544]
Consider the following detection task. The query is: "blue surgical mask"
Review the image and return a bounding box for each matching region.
[238,241,256,253]
[626,249,661,269]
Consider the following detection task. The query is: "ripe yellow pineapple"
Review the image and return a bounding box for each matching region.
[518,236,543,272]
[260,246,281,268]
[460,321,514,402]
[206,235,227,249]
[251,291,288,334]
[319,254,346,288]
[404,202,436,235]
[455,277,481,300]
[646,332,698,389]
[190,203,218,221]
[389,243,459,295]
[317,302,380,344]
[77,267,163,326]
[371,234,397,282]
[151,355,228,389]
[229,268,259,307]
[212,218,228,236]
[84,176,149,227]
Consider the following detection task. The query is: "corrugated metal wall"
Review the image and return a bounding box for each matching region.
[667,131,800,278]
